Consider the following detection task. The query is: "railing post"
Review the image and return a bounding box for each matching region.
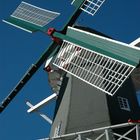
[105,129,110,140]
[77,134,82,140]
[136,124,140,140]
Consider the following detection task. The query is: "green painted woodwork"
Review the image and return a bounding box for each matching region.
[66,27,140,66]
[72,0,85,8]
[5,16,47,33]
[53,28,140,66]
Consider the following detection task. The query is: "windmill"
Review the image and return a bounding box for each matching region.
[1,0,140,139]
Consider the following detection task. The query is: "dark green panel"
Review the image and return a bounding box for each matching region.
[5,16,47,33]
[53,31,138,66]
[66,27,140,66]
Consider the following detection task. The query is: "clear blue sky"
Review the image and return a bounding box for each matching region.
[0,0,140,139]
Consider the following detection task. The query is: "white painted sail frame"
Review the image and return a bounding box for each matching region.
[53,40,134,96]
[11,1,60,27]
[80,0,106,16]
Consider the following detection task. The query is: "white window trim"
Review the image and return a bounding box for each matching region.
[117,96,131,111]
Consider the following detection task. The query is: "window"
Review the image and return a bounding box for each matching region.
[118,96,130,111]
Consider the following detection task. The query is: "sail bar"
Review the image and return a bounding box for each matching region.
[11,1,60,27]
[26,101,52,124]
[53,40,134,96]
[27,93,57,113]
[80,0,106,16]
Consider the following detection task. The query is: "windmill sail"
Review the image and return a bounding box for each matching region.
[0,42,58,113]
[3,1,60,33]
[53,27,140,95]
[72,0,106,16]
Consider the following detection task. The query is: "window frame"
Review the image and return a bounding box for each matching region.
[117,96,131,111]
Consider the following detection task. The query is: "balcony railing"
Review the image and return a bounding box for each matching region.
[38,122,140,140]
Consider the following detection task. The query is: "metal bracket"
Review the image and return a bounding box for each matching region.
[47,28,62,44]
